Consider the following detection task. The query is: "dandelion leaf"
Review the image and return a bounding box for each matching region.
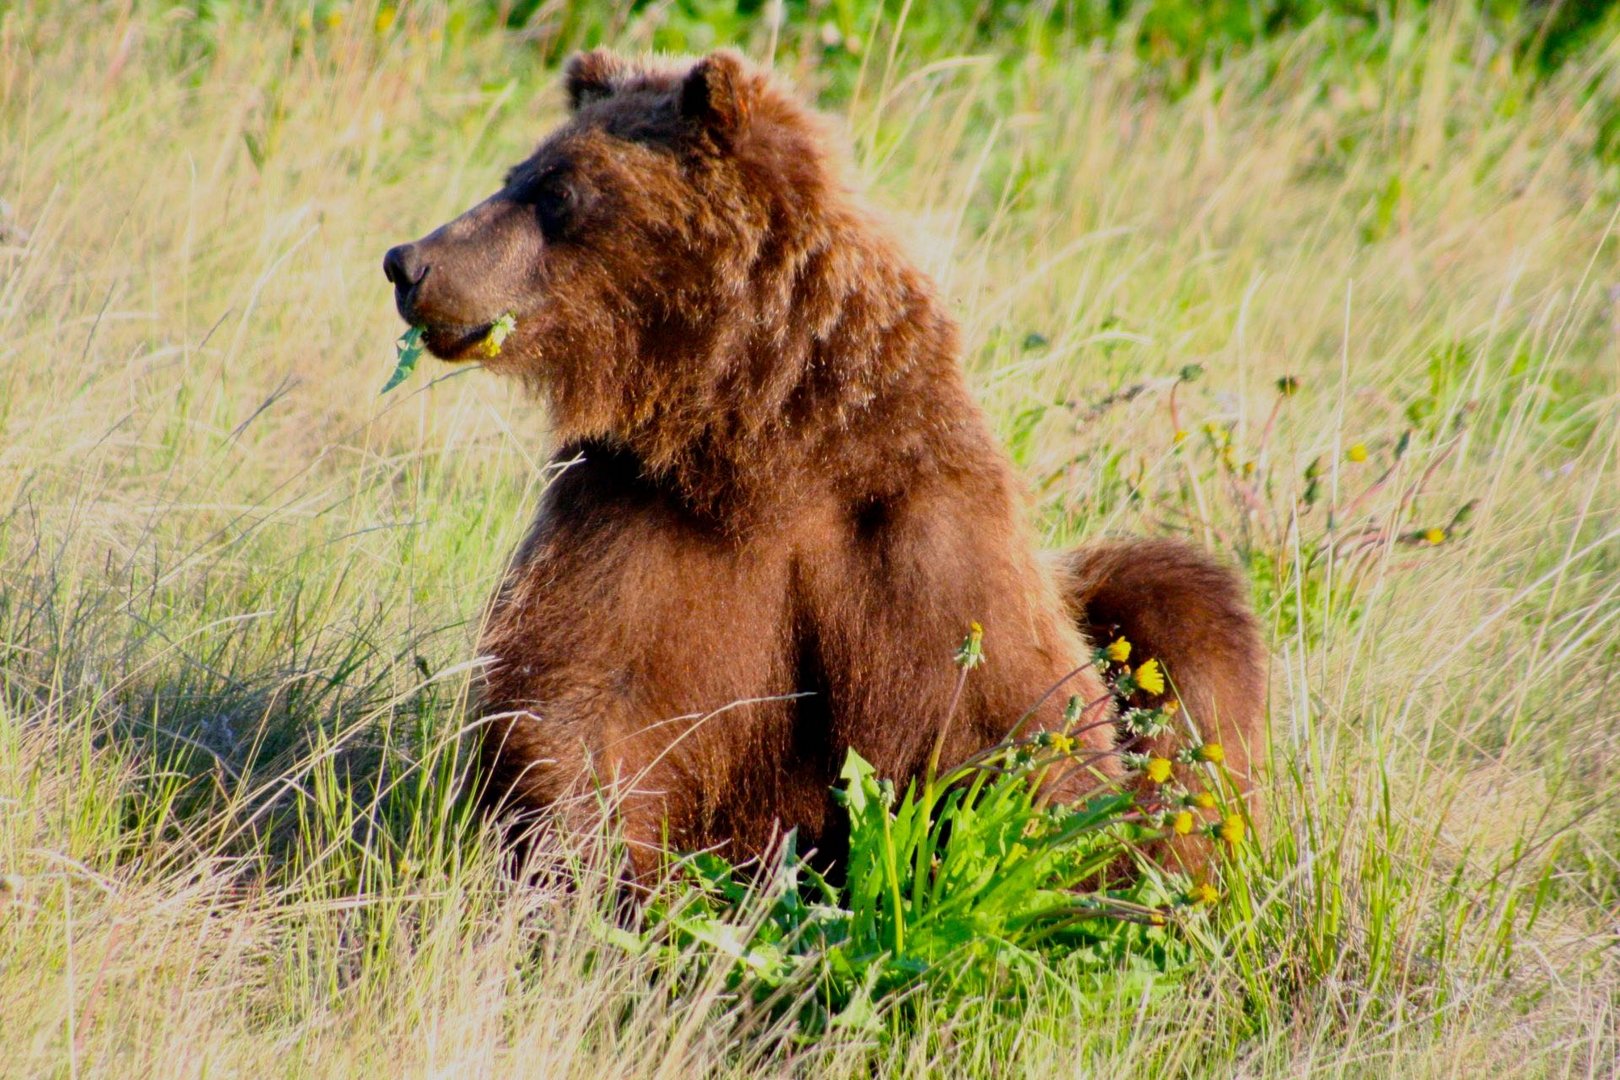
[381,325,425,393]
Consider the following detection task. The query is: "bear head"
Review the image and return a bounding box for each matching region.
[383,51,927,469]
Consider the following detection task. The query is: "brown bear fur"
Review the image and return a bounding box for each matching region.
[382,49,1266,876]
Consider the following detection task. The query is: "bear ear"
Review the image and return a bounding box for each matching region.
[680,50,753,140]
[565,49,624,110]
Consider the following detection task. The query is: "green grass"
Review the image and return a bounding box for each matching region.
[2,2,1617,1075]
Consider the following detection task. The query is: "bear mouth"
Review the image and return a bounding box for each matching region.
[417,321,498,362]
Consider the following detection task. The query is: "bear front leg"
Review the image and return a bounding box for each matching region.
[475,691,801,885]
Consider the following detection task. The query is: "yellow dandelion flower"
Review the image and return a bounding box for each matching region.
[1172,810,1195,835]
[297,9,313,30]
[1195,742,1225,764]
[375,5,397,32]
[1134,658,1166,696]
[324,8,343,29]
[955,621,986,670]
[1347,442,1369,463]
[1106,638,1132,663]
[1189,882,1219,905]
[1219,813,1246,846]
[1190,790,1217,810]
[1144,757,1173,784]
[1163,699,1180,716]
[1173,428,1188,445]
[1424,527,1446,545]
[1049,733,1075,756]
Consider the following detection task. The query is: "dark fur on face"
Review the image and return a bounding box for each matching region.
[384,51,1267,877]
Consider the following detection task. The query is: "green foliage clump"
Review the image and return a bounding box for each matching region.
[623,747,1203,1032]
[487,0,1617,86]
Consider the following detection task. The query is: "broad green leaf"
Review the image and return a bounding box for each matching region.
[380,325,425,393]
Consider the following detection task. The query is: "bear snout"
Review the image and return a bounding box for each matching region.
[383,243,427,297]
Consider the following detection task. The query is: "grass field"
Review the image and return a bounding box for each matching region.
[2,3,1618,1075]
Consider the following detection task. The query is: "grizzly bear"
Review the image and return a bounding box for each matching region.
[382,49,1265,876]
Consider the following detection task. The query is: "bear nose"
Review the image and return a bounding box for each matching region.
[383,244,427,289]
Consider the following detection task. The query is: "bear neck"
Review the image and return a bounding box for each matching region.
[689,228,1009,525]
[550,204,1013,532]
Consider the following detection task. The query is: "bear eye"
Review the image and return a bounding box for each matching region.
[533,177,576,239]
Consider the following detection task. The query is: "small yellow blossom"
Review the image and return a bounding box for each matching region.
[1190,790,1217,810]
[297,9,313,30]
[375,5,397,32]
[1173,428,1188,445]
[1219,813,1246,846]
[1172,810,1195,835]
[1105,638,1132,663]
[1424,527,1446,545]
[1144,757,1173,784]
[1048,732,1075,756]
[1347,442,1369,463]
[1195,742,1225,764]
[955,621,986,670]
[1189,882,1219,905]
[1163,699,1180,716]
[1149,912,1167,926]
[1134,658,1165,696]
[324,8,343,29]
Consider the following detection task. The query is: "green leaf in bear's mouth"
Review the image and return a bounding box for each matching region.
[478,312,518,358]
[380,325,425,394]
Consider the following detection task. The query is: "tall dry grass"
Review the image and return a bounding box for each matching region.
[1,2,1616,1075]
